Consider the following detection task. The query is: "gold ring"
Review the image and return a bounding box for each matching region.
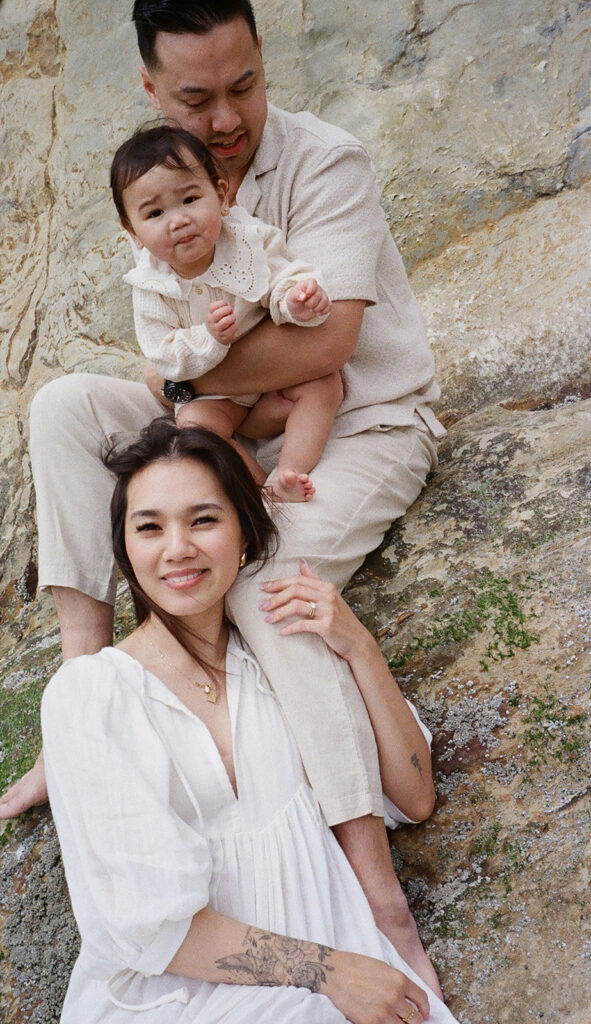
[308,601,316,619]
[401,1005,416,1023]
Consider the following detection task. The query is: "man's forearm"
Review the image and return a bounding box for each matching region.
[190,300,365,396]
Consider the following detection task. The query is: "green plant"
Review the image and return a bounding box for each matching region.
[471,822,501,859]
[389,571,540,671]
[521,685,588,772]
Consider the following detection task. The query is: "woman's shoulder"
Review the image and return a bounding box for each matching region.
[42,647,144,720]
[47,645,141,682]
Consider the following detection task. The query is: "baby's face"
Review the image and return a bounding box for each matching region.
[123,154,229,279]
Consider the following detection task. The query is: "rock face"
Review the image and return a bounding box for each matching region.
[1,2,590,1022]
[346,397,591,1023]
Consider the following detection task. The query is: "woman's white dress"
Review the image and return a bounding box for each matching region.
[41,633,459,1023]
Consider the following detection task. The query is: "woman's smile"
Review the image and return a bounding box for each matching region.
[162,567,209,588]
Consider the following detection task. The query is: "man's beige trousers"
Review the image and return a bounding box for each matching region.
[31,374,438,825]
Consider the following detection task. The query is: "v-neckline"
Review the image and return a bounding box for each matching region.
[108,644,242,803]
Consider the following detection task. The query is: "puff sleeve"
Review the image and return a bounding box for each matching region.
[131,288,229,381]
[41,653,212,977]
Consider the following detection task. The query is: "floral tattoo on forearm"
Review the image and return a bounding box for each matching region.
[215,927,334,992]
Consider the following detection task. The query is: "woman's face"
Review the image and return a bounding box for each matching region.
[124,457,245,627]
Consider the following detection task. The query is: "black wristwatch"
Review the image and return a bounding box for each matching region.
[161,379,196,404]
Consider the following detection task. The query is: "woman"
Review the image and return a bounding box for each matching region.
[41,420,458,1024]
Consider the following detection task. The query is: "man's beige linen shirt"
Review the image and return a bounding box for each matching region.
[236,104,444,439]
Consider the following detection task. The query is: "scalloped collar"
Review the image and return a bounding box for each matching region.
[123,206,271,303]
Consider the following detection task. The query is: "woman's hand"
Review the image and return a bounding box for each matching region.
[260,560,373,663]
[170,909,430,1024]
[325,949,430,1024]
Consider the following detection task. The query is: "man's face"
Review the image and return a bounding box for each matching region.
[140,18,267,187]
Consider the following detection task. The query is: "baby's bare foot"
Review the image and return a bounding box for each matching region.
[266,469,315,503]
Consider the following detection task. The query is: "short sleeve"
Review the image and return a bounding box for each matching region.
[283,144,383,306]
[41,654,212,976]
[383,701,433,829]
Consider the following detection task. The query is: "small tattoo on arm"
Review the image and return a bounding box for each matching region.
[411,752,423,774]
[215,926,334,992]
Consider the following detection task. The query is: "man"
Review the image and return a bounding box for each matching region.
[1,0,443,994]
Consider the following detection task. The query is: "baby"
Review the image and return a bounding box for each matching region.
[111,124,343,502]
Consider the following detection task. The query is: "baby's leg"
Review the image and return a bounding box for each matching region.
[239,390,295,439]
[176,399,267,486]
[269,372,344,502]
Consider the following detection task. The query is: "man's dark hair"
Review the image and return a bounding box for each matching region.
[110,123,225,229]
[132,0,258,70]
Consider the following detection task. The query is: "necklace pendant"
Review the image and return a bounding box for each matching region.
[204,685,217,704]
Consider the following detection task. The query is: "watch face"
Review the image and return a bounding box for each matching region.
[162,380,196,404]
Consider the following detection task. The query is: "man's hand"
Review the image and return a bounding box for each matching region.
[286,277,331,323]
[207,300,238,345]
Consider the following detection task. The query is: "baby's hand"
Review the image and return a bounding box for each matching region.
[207,300,238,345]
[286,278,331,323]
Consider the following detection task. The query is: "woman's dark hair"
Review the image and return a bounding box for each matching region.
[105,418,278,668]
[132,0,258,71]
[111,124,225,230]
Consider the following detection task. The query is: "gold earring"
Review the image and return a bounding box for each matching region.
[239,552,247,568]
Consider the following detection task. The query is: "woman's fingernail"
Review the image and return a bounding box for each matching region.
[265,614,274,622]
[259,601,270,611]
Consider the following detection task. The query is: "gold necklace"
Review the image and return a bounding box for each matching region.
[144,630,218,703]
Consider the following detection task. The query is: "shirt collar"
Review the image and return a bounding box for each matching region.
[236,104,285,212]
[124,208,271,302]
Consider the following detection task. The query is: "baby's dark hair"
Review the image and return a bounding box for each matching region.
[111,123,224,230]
